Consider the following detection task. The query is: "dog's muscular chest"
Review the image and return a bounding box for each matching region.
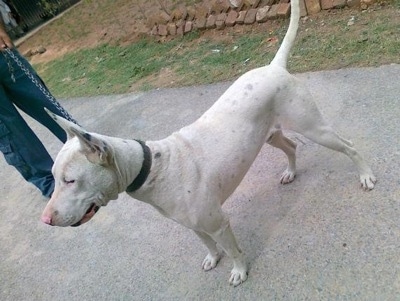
[129,132,254,227]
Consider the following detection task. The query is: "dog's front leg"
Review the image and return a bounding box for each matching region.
[209,220,248,286]
[194,230,222,271]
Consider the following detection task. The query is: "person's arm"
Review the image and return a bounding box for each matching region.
[0,14,13,49]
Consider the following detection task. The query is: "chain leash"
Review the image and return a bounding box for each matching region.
[2,48,78,125]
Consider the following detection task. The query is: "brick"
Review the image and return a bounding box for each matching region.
[216,13,227,22]
[299,0,308,16]
[335,0,347,7]
[184,21,193,33]
[229,0,243,9]
[158,24,168,36]
[244,8,257,24]
[167,23,177,35]
[277,3,290,18]
[177,23,184,35]
[206,15,217,29]
[226,10,238,26]
[211,0,231,14]
[347,0,361,7]
[215,13,226,30]
[320,0,347,9]
[304,0,321,14]
[236,10,247,24]
[194,17,207,29]
[266,4,279,19]
[216,20,226,30]
[256,5,270,22]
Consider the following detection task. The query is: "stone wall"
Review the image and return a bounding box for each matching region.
[146,0,375,37]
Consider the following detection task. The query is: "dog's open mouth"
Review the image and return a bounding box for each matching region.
[71,203,100,227]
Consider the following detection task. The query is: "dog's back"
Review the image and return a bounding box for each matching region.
[162,0,302,204]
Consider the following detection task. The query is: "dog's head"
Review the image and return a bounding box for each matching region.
[41,110,120,227]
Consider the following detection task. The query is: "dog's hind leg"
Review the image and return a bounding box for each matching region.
[287,87,376,190]
[300,125,376,190]
[267,128,297,184]
[194,230,222,271]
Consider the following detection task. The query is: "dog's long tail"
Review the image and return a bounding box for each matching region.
[270,0,300,69]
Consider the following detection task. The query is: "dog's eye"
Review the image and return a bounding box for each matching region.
[63,178,75,184]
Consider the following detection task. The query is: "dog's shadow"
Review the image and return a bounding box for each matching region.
[222,132,358,269]
[221,145,300,265]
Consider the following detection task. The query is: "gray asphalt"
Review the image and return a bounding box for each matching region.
[0,64,399,300]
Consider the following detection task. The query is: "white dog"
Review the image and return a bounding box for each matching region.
[41,0,376,286]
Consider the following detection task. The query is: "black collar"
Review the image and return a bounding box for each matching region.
[126,140,152,192]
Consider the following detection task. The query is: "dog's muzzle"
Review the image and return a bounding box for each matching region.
[71,203,100,227]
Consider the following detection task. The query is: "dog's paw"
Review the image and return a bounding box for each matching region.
[360,173,377,190]
[229,267,248,287]
[280,168,296,184]
[202,253,221,271]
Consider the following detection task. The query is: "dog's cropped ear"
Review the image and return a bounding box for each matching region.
[44,108,81,139]
[45,108,112,165]
[69,128,112,166]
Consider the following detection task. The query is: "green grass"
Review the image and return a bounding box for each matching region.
[35,29,279,97]
[35,40,179,97]
[34,3,399,98]
[174,34,271,85]
[291,12,400,70]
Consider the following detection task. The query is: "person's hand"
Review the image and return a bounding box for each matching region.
[0,28,13,50]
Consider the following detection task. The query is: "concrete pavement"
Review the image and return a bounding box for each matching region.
[0,64,399,300]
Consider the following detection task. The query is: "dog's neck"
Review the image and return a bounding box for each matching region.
[106,137,151,193]
[126,140,152,192]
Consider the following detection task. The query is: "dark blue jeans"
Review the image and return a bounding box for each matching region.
[0,48,75,197]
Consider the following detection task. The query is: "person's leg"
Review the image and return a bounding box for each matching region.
[0,84,55,197]
[2,48,77,143]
